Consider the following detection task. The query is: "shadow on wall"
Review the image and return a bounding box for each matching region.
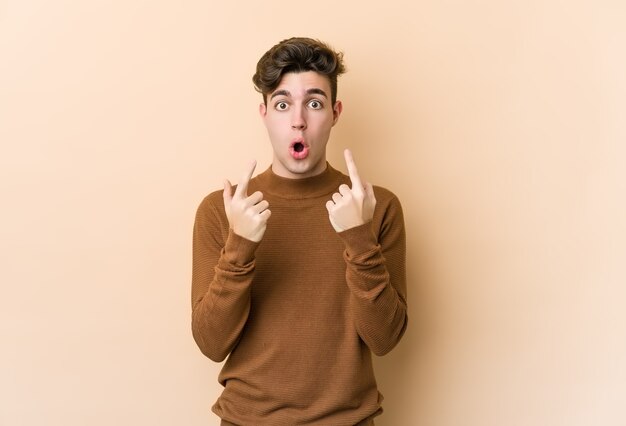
[373,231,438,425]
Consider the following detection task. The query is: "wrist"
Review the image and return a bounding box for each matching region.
[336,221,378,254]
[221,229,261,265]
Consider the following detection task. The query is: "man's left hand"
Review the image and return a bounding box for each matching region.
[326,149,376,232]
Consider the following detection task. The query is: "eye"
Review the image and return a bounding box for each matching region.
[308,99,323,110]
[275,101,289,111]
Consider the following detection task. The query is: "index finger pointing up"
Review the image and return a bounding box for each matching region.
[344,149,363,190]
[235,160,257,197]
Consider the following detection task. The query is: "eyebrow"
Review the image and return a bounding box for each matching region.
[269,88,329,100]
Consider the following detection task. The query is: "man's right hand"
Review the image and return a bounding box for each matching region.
[223,160,271,243]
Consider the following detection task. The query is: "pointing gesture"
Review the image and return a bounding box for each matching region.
[326,149,377,232]
[223,160,271,242]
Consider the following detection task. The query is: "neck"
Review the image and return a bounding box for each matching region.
[270,156,328,180]
[257,162,344,200]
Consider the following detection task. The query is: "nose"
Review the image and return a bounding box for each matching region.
[291,106,306,130]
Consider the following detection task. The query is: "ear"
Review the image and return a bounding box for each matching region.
[259,102,267,118]
[332,100,343,126]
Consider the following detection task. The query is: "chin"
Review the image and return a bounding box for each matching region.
[273,152,325,178]
[287,163,313,176]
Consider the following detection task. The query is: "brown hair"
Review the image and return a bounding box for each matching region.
[252,37,346,105]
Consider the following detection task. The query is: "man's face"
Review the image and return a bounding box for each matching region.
[259,71,342,179]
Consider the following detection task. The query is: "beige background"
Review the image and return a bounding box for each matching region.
[1,0,625,425]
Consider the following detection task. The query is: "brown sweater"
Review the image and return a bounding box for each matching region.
[191,164,407,425]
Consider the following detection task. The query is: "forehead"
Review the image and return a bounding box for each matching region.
[272,71,331,96]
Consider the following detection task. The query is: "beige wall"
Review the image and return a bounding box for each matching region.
[1,1,624,425]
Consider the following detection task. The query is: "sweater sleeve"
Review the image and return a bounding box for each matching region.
[337,193,408,356]
[191,194,260,362]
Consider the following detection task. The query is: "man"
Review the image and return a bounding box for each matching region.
[191,37,407,425]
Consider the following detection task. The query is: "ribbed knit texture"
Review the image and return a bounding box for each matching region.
[192,163,407,426]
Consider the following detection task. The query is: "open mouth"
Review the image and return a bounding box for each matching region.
[290,140,309,160]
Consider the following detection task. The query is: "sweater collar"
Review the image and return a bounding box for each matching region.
[255,162,345,200]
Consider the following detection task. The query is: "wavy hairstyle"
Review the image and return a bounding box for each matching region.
[252,37,346,105]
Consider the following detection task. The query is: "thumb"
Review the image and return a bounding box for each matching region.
[364,182,376,203]
[223,179,233,207]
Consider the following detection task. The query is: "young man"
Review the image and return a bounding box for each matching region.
[191,37,407,426]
